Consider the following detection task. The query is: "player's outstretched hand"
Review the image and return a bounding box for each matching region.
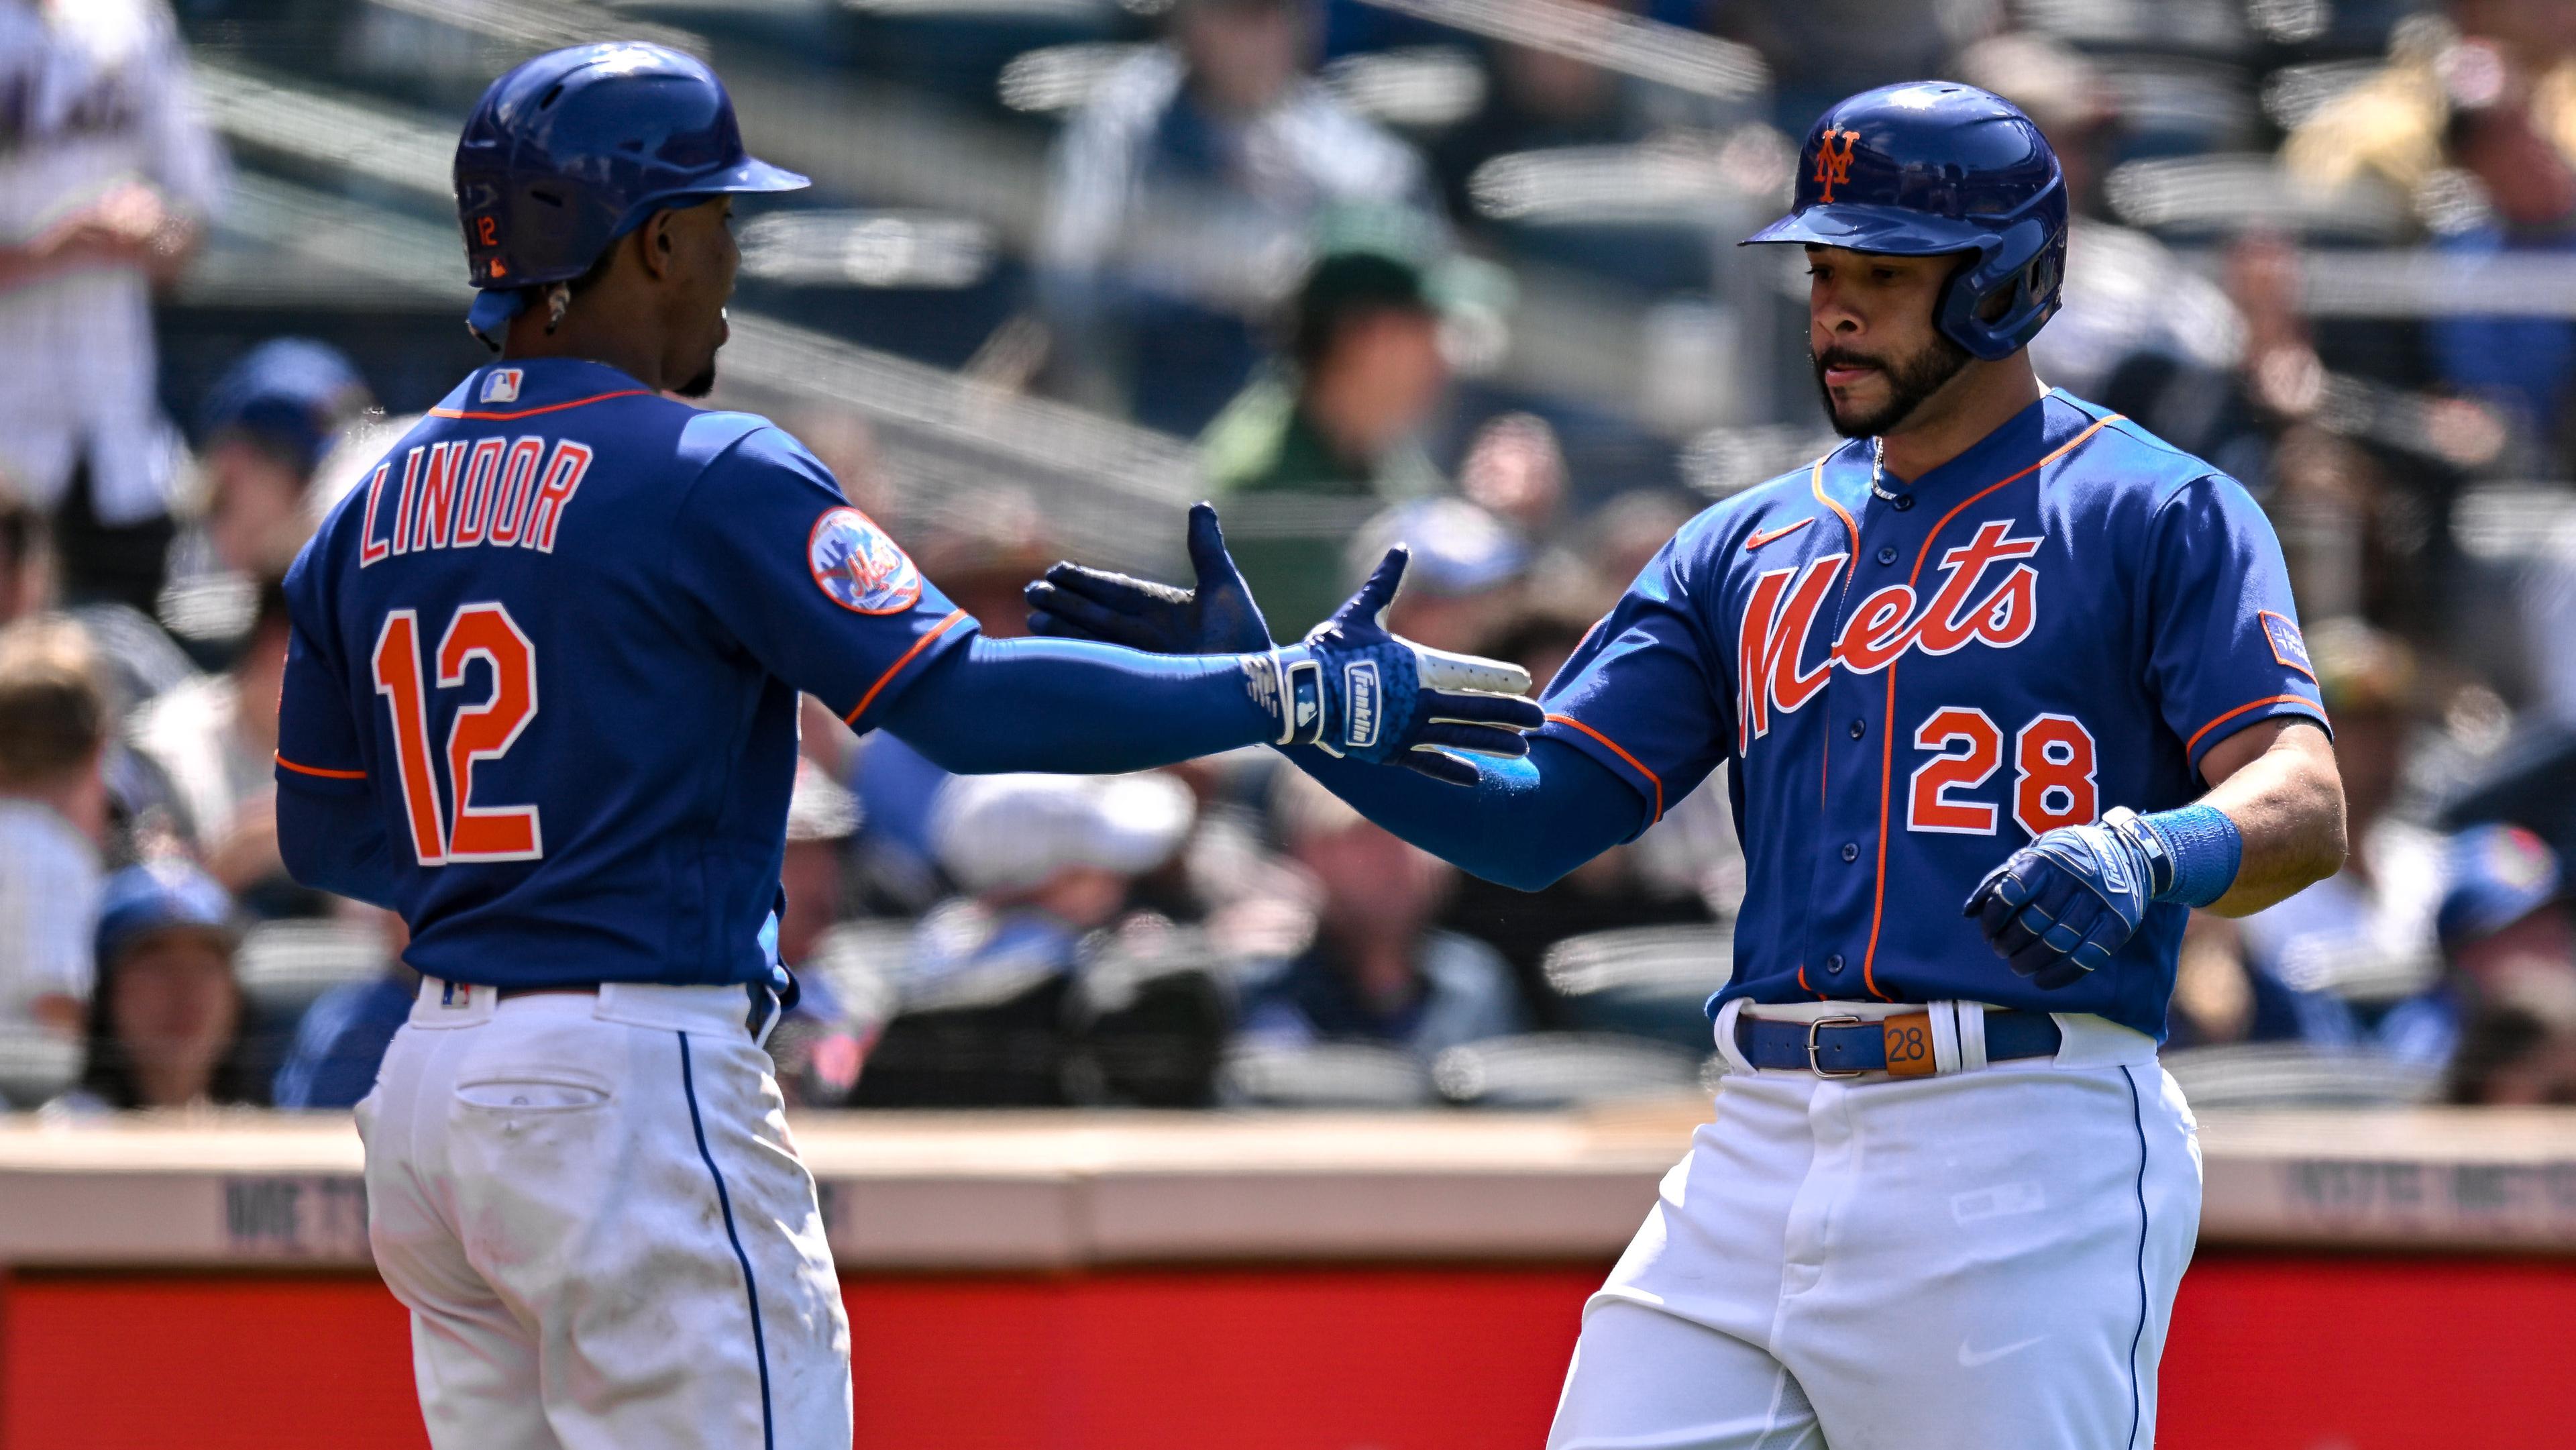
[1961,810,2161,990]
[1025,501,1274,655]
[1256,547,1544,786]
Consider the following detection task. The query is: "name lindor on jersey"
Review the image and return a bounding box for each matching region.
[357,435,596,566]
[1737,519,2041,751]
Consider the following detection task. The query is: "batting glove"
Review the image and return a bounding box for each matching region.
[1249,547,1542,784]
[1026,502,1275,656]
[1962,807,2167,990]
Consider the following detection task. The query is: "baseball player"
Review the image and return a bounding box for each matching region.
[269,43,1540,1450]
[1028,83,2347,1448]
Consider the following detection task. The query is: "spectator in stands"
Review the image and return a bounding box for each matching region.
[1237,768,1523,1059]
[2284,1,2576,209]
[850,771,1199,1105]
[911,490,1055,640]
[2440,825,2576,1102]
[0,488,46,625]
[0,617,109,1039]
[0,0,227,613]
[1202,234,1455,634]
[1708,0,1988,132]
[2421,53,2576,470]
[838,499,1053,911]
[779,757,861,970]
[1955,33,2245,407]
[1439,603,1717,1022]
[127,578,308,914]
[1426,0,1729,226]
[1458,413,1568,539]
[52,861,261,1112]
[2239,621,2446,1034]
[2448,967,2576,1103]
[271,907,414,1111]
[191,339,372,580]
[1583,489,1696,591]
[1344,496,1527,653]
[1038,0,1434,432]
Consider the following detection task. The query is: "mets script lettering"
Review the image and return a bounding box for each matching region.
[1738,521,2043,750]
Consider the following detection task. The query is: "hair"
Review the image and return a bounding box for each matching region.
[1287,252,1435,374]
[0,617,109,789]
[74,931,264,1110]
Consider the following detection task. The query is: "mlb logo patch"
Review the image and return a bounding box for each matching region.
[440,982,472,1009]
[481,368,523,405]
[2259,611,2314,680]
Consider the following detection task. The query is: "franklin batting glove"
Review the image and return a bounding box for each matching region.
[1248,547,1542,785]
[1962,807,2166,990]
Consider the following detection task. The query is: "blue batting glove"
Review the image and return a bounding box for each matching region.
[1248,547,1543,785]
[1962,807,2165,990]
[1025,501,1275,655]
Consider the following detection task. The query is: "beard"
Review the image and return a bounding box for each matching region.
[1813,330,1974,439]
[675,360,717,399]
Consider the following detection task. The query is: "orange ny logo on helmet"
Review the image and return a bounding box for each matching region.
[1814,128,1860,204]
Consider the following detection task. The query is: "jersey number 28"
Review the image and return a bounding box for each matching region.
[1907,707,2097,839]
[371,603,543,866]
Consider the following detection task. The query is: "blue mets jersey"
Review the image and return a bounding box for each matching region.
[1535,391,2328,1040]
[274,359,976,988]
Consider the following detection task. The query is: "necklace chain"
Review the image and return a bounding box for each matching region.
[1868,437,1907,503]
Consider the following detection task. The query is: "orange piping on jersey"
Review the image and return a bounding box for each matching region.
[843,610,969,727]
[1548,713,1663,822]
[427,389,652,422]
[2186,695,2326,760]
[276,754,366,781]
[1808,460,1860,584]
[1807,458,1862,815]
[1856,413,2123,1003]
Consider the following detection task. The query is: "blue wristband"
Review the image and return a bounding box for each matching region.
[2139,804,2242,908]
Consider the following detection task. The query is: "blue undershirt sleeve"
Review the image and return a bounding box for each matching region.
[876,633,1277,774]
[1285,737,1639,892]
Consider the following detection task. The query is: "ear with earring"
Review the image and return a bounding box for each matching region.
[544,282,572,333]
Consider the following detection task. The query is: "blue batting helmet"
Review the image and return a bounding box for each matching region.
[1743,81,2068,361]
[453,42,808,344]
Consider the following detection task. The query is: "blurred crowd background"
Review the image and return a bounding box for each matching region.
[7,0,2576,1117]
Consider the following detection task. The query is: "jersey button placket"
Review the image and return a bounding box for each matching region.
[1840,842,1860,862]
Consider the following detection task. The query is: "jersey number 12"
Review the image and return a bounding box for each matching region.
[372,603,543,866]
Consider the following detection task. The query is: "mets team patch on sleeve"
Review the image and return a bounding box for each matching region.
[2259,611,2314,680]
[808,507,923,615]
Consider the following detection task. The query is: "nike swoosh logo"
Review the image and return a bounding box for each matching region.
[1743,517,1816,550]
[1956,1335,2046,1368]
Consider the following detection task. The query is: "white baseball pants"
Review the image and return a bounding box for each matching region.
[1548,1006,2202,1450]
[356,980,851,1450]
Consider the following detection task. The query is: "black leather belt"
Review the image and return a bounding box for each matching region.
[1735,1008,2061,1078]
[490,971,798,1039]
